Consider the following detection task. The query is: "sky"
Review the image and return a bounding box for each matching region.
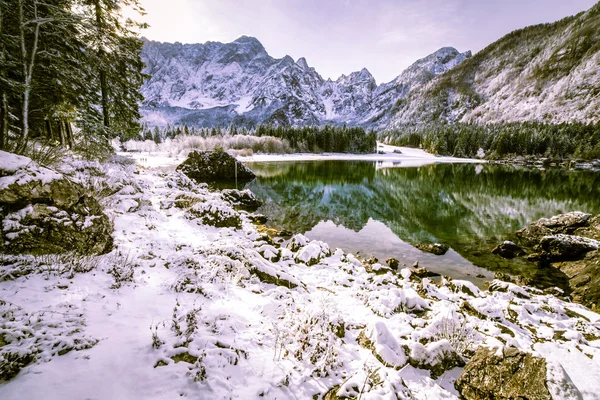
[136,0,599,84]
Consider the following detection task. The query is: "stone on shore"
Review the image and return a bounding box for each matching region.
[176,149,255,183]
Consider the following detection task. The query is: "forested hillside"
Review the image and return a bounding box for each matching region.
[388,2,600,126]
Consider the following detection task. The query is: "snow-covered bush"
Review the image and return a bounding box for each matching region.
[428,311,476,357]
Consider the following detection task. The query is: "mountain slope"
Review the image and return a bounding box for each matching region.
[388,3,600,127]
[140,38,469,127]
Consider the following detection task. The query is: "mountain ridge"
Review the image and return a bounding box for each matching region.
[387,3,600,126]
[140,37,470,127]
[140,2,600,129]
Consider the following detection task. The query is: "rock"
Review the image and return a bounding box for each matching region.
[176,149,255,183]
[0,151,113,255]
[221,189,262,212]
[412,267,441,279]
[187,201,242,229]
[456,346,552,400]
[248,214,268,224]
[416,243,449,255]
[516,211,592,247]
[553,250,600,311]
[573,214,600,240]
[492,240,525,259]
[508,212,600,310]
[537,234,598,261]
[294,241,331,266]
[493,272,531,287]
[386,257,399,270]
[408,340,465,379]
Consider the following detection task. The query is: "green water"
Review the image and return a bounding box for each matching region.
[245,161,600,287]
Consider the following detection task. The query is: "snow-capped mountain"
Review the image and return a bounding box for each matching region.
[140,37,469,127]
[387,2,600,126]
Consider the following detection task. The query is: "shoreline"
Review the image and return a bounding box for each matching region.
[119,143,487,169]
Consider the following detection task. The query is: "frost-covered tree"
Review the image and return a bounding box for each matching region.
[79,0,147,139]
[0,0,146,153]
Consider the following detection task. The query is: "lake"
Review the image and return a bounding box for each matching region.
[244,161,600,287]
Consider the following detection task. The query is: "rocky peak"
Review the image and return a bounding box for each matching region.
[296,57,309,70]
[140,36,470,127]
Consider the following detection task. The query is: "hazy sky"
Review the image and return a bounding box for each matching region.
[137,0,598,83]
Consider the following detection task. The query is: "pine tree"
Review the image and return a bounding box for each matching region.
[80,0,147,139]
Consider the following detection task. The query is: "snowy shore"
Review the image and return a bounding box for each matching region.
[120,143,486,170]
[1,152,599,399]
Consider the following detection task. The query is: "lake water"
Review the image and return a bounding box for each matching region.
[244,161,600,287]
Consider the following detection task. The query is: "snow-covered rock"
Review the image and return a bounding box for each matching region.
[0,151,113,255]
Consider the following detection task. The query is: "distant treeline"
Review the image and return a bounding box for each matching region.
[379,122,600,160]
[140,124,377,154]
[255,125,376,154]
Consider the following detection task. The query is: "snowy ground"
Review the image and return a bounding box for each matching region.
[1,154,599,400]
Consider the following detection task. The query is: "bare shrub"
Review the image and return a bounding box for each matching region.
[18,141,64,167]
[272,294,344,376]
[107,252,137,289]
[150,322,165,349]
[126,134,291,157]
[430,312,476,356]
[0,252,102,281]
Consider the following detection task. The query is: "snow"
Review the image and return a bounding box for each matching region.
[1,154,600,399]
[0,152,63,189]
[238,143,485,166]
[235,95,255,113]
[0,151,32,172]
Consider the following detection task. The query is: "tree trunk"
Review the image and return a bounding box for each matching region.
[57,120,65,146]
[95,0,109,128]
[0,2,6,151]
[45,119,54,141]
[0,93,6,151]
[65,119,74,148]
[17,0,41,150]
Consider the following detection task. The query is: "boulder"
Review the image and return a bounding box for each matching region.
[176,149,255,183]
[416,243,449,255]
[492,240,526,259]
[221,189,262,212]
[0,151,113,255]
[456,346,552,400]
[553,250,600,311]
[505,212,600,310]
[386,257,399,270]
[412,267,441,279]
[537,234,598,261]
[187,202,242,229]
[516,211,592,247]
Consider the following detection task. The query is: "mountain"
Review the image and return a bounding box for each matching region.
[387,3,600,127]
[140,37,470,127]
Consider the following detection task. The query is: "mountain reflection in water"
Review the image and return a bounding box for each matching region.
[246,161,600,287]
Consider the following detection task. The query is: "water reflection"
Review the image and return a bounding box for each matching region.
[246,161,600,285]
